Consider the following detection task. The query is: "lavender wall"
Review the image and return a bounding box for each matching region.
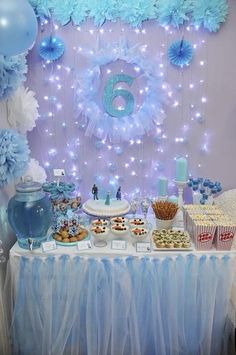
[27,0,236,199]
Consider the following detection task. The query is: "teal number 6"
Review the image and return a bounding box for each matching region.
[103,74,135,118]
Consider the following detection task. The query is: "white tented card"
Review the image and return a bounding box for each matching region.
[42,240,57,252]
[136,242,151,253]
[111,240,127,250]
[77,240,92,251]
[53,169,65,177]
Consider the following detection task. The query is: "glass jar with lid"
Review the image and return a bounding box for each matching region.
[8,177,52,249]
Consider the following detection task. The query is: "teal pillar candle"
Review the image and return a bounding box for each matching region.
[168,195,178,204]
[175,157,188,182]
[158,177,168,196]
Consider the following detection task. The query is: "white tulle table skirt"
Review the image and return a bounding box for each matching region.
[4,243,236,355]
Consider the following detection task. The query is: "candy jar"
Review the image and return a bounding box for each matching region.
[8,177,52,249]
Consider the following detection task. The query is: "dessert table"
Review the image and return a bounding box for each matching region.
[4,234,236,355]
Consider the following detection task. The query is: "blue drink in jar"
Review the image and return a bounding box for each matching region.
[8,177,52,249]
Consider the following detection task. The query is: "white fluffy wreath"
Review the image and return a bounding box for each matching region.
[8,86,39,133]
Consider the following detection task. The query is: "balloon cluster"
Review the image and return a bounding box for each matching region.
[187,177,222,205]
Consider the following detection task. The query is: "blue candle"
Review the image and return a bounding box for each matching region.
[175,157,188,182]
[158,177,168,196]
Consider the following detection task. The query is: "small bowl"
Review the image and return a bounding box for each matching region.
[111,216,128,225]
[111,224,129,237]
[129,218,146,227]
[91,218,109,227]
[90,226,109,247]
[130,227,149,245]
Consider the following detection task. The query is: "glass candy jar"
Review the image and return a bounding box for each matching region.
[8,177,52,249]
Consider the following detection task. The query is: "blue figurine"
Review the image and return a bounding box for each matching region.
[116,186,121,200]
[92,184,99,200]
[105,191,111,205]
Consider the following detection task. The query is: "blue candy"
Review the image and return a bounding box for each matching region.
[203,180,209,187]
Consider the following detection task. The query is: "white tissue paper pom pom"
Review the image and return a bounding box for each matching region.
[8,86,39,133]
[23,159,47,183]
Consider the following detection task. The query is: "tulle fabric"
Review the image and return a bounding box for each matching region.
[5,254,236,355]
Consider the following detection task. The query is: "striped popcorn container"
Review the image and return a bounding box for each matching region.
[215,224,236,250]
[193,222,217,250]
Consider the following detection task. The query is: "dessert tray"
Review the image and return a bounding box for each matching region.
[152,228,194,251]
[52,227,90,246]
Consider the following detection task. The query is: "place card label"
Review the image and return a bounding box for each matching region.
[136,242,151,253]
[42,240,57,253]
[111,240,127,250]
[77,240,92,251]
[53,169,65,177]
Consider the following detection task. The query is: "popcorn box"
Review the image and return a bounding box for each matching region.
[192,221,217,250]
[214,221,236,251]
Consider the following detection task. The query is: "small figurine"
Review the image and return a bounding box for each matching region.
[92,184,99,200]
[105,191,111,205]
[116,186,121,200]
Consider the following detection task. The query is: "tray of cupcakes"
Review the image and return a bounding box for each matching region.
[52,212,89,246]
[152,228,193,251]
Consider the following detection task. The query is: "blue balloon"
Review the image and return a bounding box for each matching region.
[200,188,205,194]
[203,194,208,200]
[0,0,38,56]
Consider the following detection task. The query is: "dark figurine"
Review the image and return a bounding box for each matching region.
[116,186,121,200]
[92,184,99,200]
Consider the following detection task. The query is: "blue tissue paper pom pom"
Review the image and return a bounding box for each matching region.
[211,188,218,194]
[168,39,193,67]
[200,188,205,194]
[217,185,222,192]
[192,186,198,191]
[193,179,199,185]
[0,129,30,187]
[208,182,214,189]
[0,54,27,101]
[203,194,208,200]
[39,36,65,61]
[187,181,193,187]
[198,177,203,183]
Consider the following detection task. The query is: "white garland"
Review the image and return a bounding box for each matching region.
[7,86,39,134]
[75,41,169,142]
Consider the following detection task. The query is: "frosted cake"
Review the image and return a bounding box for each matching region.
[83,199,130,217]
